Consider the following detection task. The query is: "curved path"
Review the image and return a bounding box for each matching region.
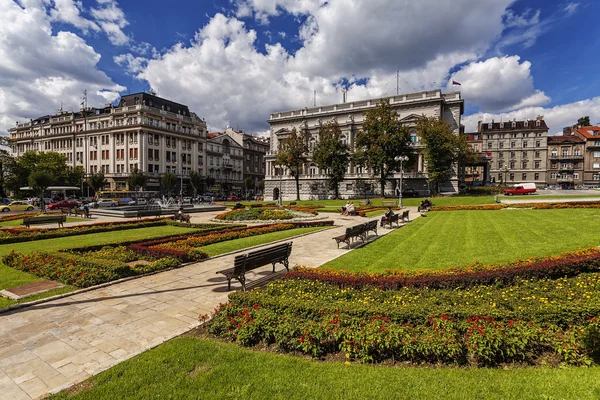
[0,208,418,399]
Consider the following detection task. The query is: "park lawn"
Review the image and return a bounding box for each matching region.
[323,208,600,272]
[0,216,87,227]
[200,226,330,257]
[52,336,600,400]
[0,225,199,291]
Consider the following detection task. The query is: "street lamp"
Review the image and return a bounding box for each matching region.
[502,166,510,185]
[395,155,409,208]
[175,161,183,199]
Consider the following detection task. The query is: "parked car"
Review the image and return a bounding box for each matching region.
[182,196,192,204]
[88,199,118,208]
[227,195,240,201]
[1,198,13,205]
[503,182,537,196]
[401,188,420,198]
[128,198,148,206]
[0,201,35,212]
[47,199,80,210]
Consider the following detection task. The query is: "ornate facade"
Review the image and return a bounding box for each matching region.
[265,90,464,201]
[8,93,207,191]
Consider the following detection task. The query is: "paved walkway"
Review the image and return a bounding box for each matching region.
[0,208,418,399]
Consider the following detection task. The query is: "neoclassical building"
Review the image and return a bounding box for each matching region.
[264,90,464,201]
[8,93,207,191]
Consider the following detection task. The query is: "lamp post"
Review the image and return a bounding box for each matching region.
[502,166,510,185]
[395,155,409,208]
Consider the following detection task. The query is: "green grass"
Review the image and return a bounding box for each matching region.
[323,208,600,272]
[200,226,329,257]
[52,336,600,400]
[0,217,87,227]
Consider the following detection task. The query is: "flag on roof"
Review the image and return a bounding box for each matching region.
[452,80,461,86]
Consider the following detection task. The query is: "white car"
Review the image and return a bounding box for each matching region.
[89,199,118,208]
[128,198,148,206]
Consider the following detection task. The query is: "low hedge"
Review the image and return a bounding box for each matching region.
[208,301,600,366]
[431,202,600,212]
[287,247,600,291]
[2,249,181,288]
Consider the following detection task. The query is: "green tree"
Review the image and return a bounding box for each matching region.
[127,166,147,191]
[275,127,309,200]
[87,173,107,196]
[206,176,216,191]
[28,171,54,212]
[578,116,591,126]
[161,173,178,197]
[243,176,255,197]
[417,116,475,195]
[312,121,350,199]
[65,166,85,187]
[189,170,204,197]
[354,99,412,196]
[5,151,71,195]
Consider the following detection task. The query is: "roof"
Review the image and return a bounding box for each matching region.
[479,119,548,132]
[547,135,585,145]
[464,133,482,142]
[576,126,600,139]
[119,93,191,117]
[206,132,222,139]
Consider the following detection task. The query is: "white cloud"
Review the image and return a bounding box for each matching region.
[114,53,147,74]
[450,56,550,112]
[0,0,124,134]
[90,0,130,45]
[235,0,325,23]
[49,0,100,34]
[463,97,600,134]
[503,9,540,28]
[564,2,579,16]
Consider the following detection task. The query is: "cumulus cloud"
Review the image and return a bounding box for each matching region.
[463,97,600,134]
[90,0,130,45]
[234,0,326,23]
[0,0,124,134]
[48,0,100,33]
[450,56,550,112]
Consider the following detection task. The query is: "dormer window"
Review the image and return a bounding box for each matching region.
[512,121,516,128]
[524,120,528,127]
[488,123,492,129]
[536,120,541,127]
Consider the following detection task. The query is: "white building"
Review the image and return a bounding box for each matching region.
[9,93,207,192]
[265,89,464,201]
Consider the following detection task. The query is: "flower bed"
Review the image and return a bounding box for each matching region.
[207,298,599,366]
[215,206,318,221]
[0,219,226,245]
[286,247,600,291]
[0,212,40,223]
[431,202,600,212]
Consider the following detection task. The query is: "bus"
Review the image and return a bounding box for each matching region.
[95,191,160,205]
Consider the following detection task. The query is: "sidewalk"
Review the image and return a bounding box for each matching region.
[0,208,417,400]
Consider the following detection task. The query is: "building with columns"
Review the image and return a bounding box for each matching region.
[8,93,207,192]
[264,89,463,201]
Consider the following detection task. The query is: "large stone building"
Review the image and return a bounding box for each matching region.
[546,134,585,189]
[569,125,600,186]
[264,89,464,201]
[8,93,207,191]
[206,132,244,195]
[224,127,269,197]
[479,117,548,186]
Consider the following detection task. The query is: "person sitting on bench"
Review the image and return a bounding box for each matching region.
[177,207,185,222]
[346,202,356,216]
[341,201,352,215]
[380,207,395,227]
[418,199,432,213]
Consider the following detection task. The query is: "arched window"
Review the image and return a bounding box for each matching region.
[309,163,317,176]
[340,135,347,146]
[309,137,316,151]
[409,129,418,143]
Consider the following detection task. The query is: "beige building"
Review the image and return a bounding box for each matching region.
[8,93,207,192]
[479,117,548,186]
[224,127,269,196]
[546,134,585,189]
[265,89,464,201]
[571,125,600,186]
[206,132,244,195]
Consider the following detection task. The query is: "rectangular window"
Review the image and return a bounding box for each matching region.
[510,161,515,169]
[487,142,492,149]
[594,151,600,158]
[522,151,527,158]
[594,163,600,169]
[522,173,527,180]
[536,141,540,147]
[522,162,527,169]
[594,174,600,181]
[510,151,515,158]
[499,142,504,149]
[511,142,516,148]
[523,141,528,148]
[166,152,171,162]
[534,173,539,180]
[154,149,159,161]
[534,161,540,169]
[148,149,153,160]
[509,173,514,181]
[574,172,580,179]
[535,151,540,158]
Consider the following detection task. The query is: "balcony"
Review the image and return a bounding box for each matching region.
[550,154,584,160]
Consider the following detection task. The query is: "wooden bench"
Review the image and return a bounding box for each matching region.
[216,242,293,291]
[363,220,378,238]
[381,213,400,229]
[60,207,74,216]
[333,224,365,249]
[381,200,396,207]
[23,214,66,228]
[136,209,162,219]
[73,207,91,218]
[401,210,410,222]
[173,212,191,223]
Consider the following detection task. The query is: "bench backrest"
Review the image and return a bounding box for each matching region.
[245,242,292,270]
[24,215,66,224]
[402,210,409,219]
[233,254,248,275]
[346,225,364,237]
[366,220,377,230]
[390,214,399,222]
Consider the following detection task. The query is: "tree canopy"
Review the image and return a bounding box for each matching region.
[189,170,204,196]
[87,173,107,195]
[161,173,178,197]
[578,116,591,126]
[417,116,475,195]
[312,120,350,199]
[28,171,54,211]
[275,127,309,200]
[354,99,412,196]
[127,166,147,191]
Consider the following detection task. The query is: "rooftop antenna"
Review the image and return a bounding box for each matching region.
[313,90,316,107]
[81,90,88,110]
[396,70,399,95]
[342,88,348,103]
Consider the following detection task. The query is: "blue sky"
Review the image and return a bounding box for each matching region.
[1,0,599,136]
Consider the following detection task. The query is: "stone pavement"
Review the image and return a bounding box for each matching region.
[0,208,417,399]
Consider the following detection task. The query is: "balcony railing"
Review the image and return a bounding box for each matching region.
[550,154,583,160]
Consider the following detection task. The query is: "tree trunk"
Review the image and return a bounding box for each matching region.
[380,171,386,198]
[295,175,300,201]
